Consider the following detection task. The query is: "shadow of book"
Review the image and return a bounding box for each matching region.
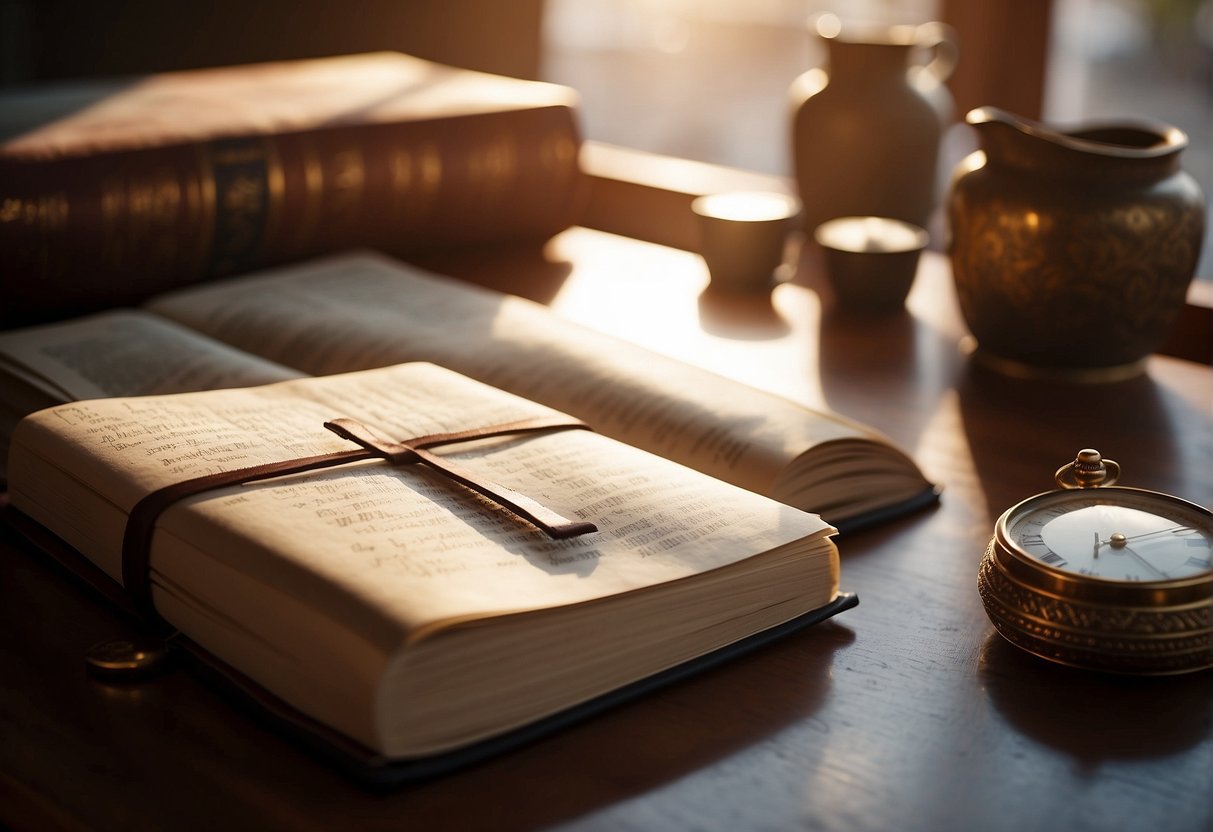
[381,620,856,824]
[406,240,574,307]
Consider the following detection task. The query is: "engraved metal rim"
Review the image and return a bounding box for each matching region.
[982,611,1213,675]
[993,489,1213,606]
[978,544,1213,674]
[979,547,1213,637]
[980,601,1213,675]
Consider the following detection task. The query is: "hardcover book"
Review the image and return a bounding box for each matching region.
[0,52,585,326]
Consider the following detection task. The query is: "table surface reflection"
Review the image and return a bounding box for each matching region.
[2,227,1210,832]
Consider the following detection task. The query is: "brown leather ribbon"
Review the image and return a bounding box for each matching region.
[121,415,598,626]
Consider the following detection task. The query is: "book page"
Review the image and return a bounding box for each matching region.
[0,309,302,406]
[147,252,878,502]
[9,363,832,641]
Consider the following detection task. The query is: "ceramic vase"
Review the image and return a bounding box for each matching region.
[789,18,957,236]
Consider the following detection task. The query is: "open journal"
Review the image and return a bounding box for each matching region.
[7,362,845,771]
[0,250,937,530]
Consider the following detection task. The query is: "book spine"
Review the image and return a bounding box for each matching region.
[0,106,585,326]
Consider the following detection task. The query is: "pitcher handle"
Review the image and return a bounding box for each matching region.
[914,21,959,83]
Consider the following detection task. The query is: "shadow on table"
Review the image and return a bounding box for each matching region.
[816,303,963,456]
[955,360,1186,527]
[696,284,792,341]
[385,620,856,825]
[978,632,1211,763]
[406,241,575,305]
[1,528,857,830]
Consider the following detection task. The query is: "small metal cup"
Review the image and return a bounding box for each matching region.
[815,216,928,313]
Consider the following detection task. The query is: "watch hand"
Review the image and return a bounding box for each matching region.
[1092,531,1100,559]
[1118,544,1170,579]
[1099,525,1185,547]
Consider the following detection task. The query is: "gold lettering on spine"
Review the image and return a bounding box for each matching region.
[205,137,271,276]
[218,172,262,256]
[211,140,269,261]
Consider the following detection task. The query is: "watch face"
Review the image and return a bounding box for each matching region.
[1007,489,1213,582]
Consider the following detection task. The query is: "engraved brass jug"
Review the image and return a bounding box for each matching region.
[948,106,1205,380]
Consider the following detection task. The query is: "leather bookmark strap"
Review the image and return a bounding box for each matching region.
[322,417,599,541]
[121,415,597,626]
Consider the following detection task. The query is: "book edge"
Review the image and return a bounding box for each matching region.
[1,502,856,789]
[831,483,942,537]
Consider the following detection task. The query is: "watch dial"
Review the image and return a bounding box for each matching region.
[1008,490,1213,582]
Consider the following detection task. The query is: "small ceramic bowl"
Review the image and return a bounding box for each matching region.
[692,191,801,293]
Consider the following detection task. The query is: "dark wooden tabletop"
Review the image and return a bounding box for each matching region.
[2,227,1210,832]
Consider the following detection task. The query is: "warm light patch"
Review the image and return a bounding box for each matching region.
[815,216,928,253]
[693,191,798,223]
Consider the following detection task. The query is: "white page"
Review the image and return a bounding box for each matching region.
[11,363,834,636]
[148,252,875,500]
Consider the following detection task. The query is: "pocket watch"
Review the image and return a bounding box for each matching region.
[978,449,1213,675]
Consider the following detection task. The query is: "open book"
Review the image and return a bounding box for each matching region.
[0,250,936,530]
[7,361,845,774]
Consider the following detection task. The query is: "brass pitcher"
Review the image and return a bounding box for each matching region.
[948,106,1205,380]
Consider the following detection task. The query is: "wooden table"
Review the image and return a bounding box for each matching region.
[2,226,1210,832]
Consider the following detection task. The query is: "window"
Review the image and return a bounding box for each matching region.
[543,0,1211,275]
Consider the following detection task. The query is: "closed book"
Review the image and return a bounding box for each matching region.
[0,52,585,325]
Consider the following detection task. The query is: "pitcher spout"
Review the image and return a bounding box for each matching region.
[965,105,1188,175]
[966,105,1033,133]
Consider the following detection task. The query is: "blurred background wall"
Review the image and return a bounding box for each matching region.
[0,0,545,82]
[541,0,1211,275]
[3,0,1207,274]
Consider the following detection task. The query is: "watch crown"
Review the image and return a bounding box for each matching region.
[1055,448,1121,489]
